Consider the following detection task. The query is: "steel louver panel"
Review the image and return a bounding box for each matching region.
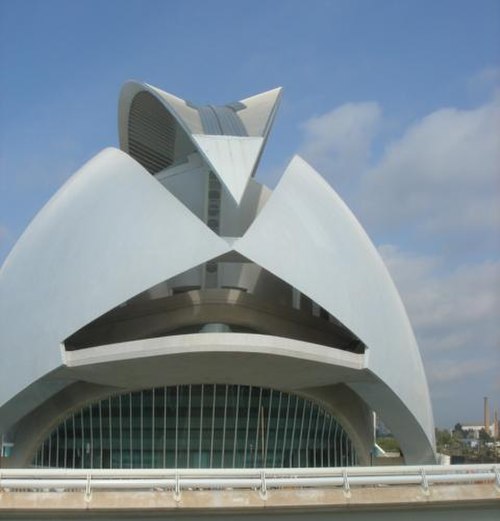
[128,91,176,173]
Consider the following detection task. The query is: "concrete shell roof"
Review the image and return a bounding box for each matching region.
[234,156,435,460]
[0,84,435,463]
[0,148,230,428]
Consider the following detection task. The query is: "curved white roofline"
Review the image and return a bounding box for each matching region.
[0,148,230,428]
[235,155,435,462]
[1,83,435,465]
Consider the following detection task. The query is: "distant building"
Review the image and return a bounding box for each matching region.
[0,81,435,468]
[462,424,496,439]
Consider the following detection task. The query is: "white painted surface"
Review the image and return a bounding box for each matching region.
[0,148,229,425]
[192,135,264,202]
[235,156,435,462]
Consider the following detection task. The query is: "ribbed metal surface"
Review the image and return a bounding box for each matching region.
[32,385,356,470]
[198,105,247,136]
[198,106,222,134]
[212,106,247,136]
[128,91,176,173]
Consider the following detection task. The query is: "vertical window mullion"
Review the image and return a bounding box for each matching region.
[327,417,333,467]
[72,414,77,469]
[271,392,283,468]
[99,401,103,469]
[232,385,240,468]
[333,422,339,466]
[305,402,314,467]
[340,429,344,466]
[56,425,60,468]
[129,393,133,468]
[80,411,85,469]
[108,396,113,469]
[63,419,68,469]
[140,391,144,469]
[280,394,291,468]
[243,386,252,468]
[253,388,263,468]
[297,400,307,467]
[288,396,299,467]
[89,405,93,469]
[152,388,155,469]
[163,387,167,468]
[187,385,192,468]
[313,405,320,468]
[118,395,123,469]
[221,384,228,468]
[320,413,327,467]
[175,386,179,469]
[210,384,216,468]
[344,429,348,466]
[264,389,273,469]
[198,385,204,468]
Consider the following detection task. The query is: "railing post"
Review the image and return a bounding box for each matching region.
[174,471,181,502]
[85,472,92,502]
[420,467,429,495]
[342,468,351,498]
[260,470,267,500]
[494,465,500,491]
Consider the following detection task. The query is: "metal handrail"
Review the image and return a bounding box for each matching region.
[0,464,498,495]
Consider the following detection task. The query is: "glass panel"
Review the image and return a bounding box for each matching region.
[32,385,356,469]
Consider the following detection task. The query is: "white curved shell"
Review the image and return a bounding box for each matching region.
[0,148,229,428]
[0,84,435,466]
[235,156,435,462]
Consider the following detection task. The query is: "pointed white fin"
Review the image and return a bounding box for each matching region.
[192,134,264,203]
[238,87,282,137]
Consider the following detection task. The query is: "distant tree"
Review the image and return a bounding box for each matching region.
[478,428,492,442]
[435,428,453,448]
[453,423,465,439]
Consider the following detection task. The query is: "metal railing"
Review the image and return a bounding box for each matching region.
[0,464,498,499]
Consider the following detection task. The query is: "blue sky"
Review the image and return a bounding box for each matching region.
[0,0,499,428]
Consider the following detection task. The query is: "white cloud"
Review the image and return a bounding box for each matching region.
[379,245,500,355]
[297,95,500,409]
[298,102,381,187]
[379,244,499,425]
[360,95,500,240]
[427,358,495,385]
[468,66,500,94]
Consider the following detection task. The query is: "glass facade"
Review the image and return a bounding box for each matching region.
[32,384,357,469]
